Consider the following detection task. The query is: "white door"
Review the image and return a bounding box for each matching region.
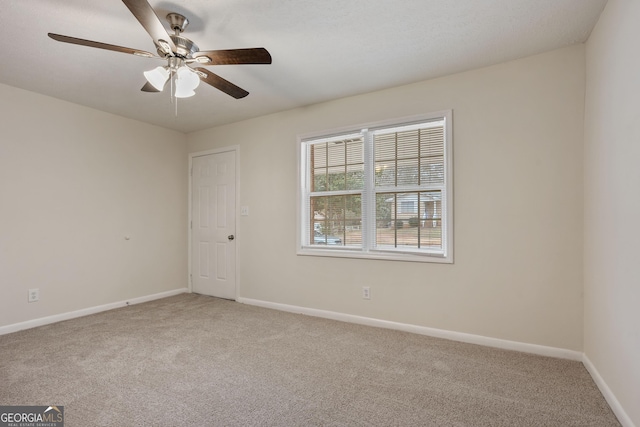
[191,150,236,299]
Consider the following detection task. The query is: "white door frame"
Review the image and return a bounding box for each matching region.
[188,145,240,299]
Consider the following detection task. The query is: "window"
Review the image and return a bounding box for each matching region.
[298,111,453,263]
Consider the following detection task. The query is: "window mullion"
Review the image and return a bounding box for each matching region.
[362,129,375,252]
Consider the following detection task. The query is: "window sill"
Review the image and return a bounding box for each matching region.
[297,246,453,264]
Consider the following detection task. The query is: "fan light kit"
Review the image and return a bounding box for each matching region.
[48,0,272,111]
[143,57,200,98]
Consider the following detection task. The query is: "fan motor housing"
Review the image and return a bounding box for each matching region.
[157,13,198,58]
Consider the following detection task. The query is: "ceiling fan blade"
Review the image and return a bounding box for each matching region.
[48,33,156,58]
[193,48,272,65]
[121,0,176,55]
[194,67,249,99]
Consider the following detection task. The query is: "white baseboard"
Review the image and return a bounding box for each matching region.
[0,288,189,336]
[582,354,636,427]
[237,297,582,361]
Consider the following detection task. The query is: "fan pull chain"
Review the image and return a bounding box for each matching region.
[169,69,178,116]
[170,69,174,104]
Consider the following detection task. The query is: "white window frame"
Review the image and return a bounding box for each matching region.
[297,111,453,263]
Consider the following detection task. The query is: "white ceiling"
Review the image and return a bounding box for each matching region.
[1,0,607,133]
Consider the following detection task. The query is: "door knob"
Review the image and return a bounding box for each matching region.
[228,235,235,241]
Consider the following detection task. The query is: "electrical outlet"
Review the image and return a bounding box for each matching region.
[28,288,39,303]
[362,286,371,300]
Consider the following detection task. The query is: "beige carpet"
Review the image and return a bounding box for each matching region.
[0,293,620,426]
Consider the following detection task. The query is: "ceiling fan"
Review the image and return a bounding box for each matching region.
[48,0,272,100]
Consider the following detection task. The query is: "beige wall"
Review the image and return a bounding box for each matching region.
[188,45,586,351]
[0,84,188,327]
[584,0,640,425]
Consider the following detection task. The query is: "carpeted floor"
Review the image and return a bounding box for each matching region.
[0,293,620,426]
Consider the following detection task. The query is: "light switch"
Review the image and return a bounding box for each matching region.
[241,206,249,216]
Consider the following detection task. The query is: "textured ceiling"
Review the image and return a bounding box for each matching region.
[1,0,607,133]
